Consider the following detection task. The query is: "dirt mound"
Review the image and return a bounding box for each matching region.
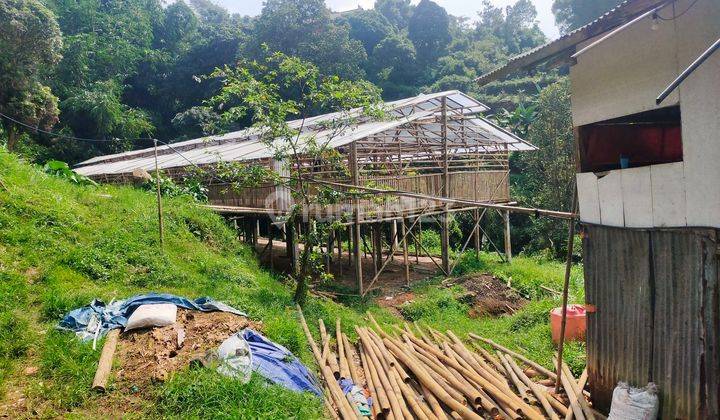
[444,273,527,317]
[115,309,262,388]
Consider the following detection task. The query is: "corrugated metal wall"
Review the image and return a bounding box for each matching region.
[583,225,719,419]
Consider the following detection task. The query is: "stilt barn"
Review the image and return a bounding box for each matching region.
[75,90,536,294]
[478,0,720,417]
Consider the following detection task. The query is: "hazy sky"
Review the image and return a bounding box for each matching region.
[214,0,560,39]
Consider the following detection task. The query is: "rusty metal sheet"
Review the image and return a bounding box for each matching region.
[583,224,654,411]
[651,229,718,419]
[583,224,719,419]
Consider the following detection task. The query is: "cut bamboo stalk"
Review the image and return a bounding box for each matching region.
[421,383,448,420]
[497,352,531,402]
[387,366,413,419]
[444,344,506,417]
[560,361,593,420]
[319,319,341,379]
[563,365,592,420]
[358,335,391,416]
[358,342,381,419]
[547,392,570,417]
[471,342,507,376]
[336,319,351,380]
[404,332,544,420]
[471,334,556,380]
[506,354,559,420]
[392,369,431,420]
[382,338,483,420]
[553,357,585,420]
[323,387,341,420]
[357,327,404,417]
[445,331,511,389]
[341,334,360,385]
[296,306,356,420]
[92,329,120,392]
[414,321,439,350]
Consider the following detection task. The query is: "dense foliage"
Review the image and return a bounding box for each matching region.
[0,0,615,256]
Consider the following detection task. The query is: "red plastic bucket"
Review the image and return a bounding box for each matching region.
[550,304,587,344]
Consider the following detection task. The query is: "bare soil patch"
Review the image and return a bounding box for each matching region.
[115,309,262,388]
[444,273,527,317]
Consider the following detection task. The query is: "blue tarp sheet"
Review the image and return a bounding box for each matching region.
[58,292,245,340]
[241,329,322,397]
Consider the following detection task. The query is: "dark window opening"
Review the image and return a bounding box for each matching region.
[579,106,682,173]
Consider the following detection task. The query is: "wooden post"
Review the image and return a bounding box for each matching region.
[372,223,383,274]
[269,228,274,271]
[416,217,421,263]
[401,218,410,286]
[390,220,398,260]
[474,208,481,258]
[92,329,120,392]
[503,210,512,263]
[440,96,450,276]
[346,225,352,268]
[336,228,342,276]
[153,140,164,248]
[350,141,363,293]
[555,188,578,394]
[325,230,333,274]
[255,218,261,243]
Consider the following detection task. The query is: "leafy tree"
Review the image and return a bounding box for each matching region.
[512,79,575,256]
[375,0,413,29]
[369,33,419,99]
[250,0,367,80]
[342,8,393,54]
[0,0,62,151]
[205,52,383,304]
[476,0,545,55]
[154,0,198,52]
[552,0,621,33]
[408,0,451,66]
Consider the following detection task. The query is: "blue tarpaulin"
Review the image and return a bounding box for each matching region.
[58,292,245,340]
[241,329,322,397]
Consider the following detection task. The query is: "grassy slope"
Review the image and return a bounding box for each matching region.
[0,150,586,418]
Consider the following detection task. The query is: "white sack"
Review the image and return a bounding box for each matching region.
[125,303,177,331]
[608,382,659,420]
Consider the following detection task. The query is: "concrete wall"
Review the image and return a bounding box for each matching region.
[571,0,720,228]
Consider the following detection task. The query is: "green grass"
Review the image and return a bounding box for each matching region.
[0,149,587,417]
[0,150,352,417]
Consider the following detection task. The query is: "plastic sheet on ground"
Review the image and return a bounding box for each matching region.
[238,328,322,397]
[58,292,246,340]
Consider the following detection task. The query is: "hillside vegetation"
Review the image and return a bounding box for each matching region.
[0,151,584,417]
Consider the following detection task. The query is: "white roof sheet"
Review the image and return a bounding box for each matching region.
[75,90,534,177]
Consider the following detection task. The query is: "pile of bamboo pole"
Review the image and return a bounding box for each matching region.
[297,307,595,420]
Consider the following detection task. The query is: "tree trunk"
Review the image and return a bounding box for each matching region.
[5,123,17,152]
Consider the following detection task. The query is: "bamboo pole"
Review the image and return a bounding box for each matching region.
[497,352,531,402]
[555,188,578,393]
[336,319,350,380]
[319,319,341,379]
[153,140,164,248]
[296,306,357,420]
[92,329,120,392]
[558,359,594,420]
[358,342,384,419]
[505,354,560,420]
[342,334,360,385]
[469,334,557,380]
[421,383,448,420]
[383,338,483,420]
[553,357,586,420]
[356,327,402,417]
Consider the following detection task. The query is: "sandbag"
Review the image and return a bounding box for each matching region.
[125,303,177,331]
[608,382,659,420]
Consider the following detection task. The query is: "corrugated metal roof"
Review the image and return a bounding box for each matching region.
[475,0,668,85]
[75,90,533,177]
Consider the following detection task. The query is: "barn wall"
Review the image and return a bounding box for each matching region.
[583,224,719,418]
[571,0,720,229]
